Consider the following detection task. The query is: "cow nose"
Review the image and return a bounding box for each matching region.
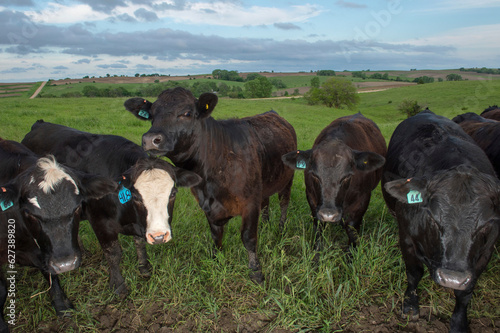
[435,268,472,290]
[147,231,171,245]
[142,133,163,151]
[317,208,342,222]
[49,255,81,274]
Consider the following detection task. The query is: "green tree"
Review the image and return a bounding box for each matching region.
[244,77,273,98]
[446,73,463,81]
[304,77,360,109]
[310,76,320,89]
[398,99,422,118]
[245,73,263,81]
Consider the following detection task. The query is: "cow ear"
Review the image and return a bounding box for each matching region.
[353,151,386,172]
[282,150,312,170]
[78,174,118,200]
[0,183,19,212]
[174,168,202,188]
[124,97,153,121]
[384,178,427,205]
[196,93,218,119]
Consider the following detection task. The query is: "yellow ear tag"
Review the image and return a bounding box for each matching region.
[206,104,209,110]
[364,160,368,164]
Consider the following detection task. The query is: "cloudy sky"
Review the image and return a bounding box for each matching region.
[1,0,499,82]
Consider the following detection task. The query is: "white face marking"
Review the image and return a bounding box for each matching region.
[28,196,41,209]
[134,168,175,244]
[37,156,79,195]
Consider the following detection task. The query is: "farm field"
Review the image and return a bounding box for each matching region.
[0,79,500,332]
[31,69,500,98]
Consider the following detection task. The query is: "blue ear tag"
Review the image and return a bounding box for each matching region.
[296,160,307,169]
[118,186,132,204]
[407,190,423,204]
[138,110,150,119]
[1,200,13,211]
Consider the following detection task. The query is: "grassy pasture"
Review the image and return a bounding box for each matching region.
[1,79,500,332]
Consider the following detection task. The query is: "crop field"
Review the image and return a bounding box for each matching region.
[1,78,500,332]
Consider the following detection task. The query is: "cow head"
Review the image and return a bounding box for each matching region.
[384,166,500,291]
[124,87,218,159]
[282,140,385,223]
[119,157,202,245]
[0,156,117,275]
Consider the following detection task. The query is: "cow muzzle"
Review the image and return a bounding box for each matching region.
[142,132,165,152]
[146,231,171,245]
[435,268,472,290]
[317,208,342,223]
[49,255,81,275]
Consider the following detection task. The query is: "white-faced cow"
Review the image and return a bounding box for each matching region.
[0,138,116,332]
[282,113,386,252]
[124,87,297,282]
[21,121,202,296]
[382,110,500,333]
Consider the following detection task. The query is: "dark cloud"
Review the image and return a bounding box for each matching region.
[74,58,91,64]
[0,0,34,6]
[97,63,128,69]
[274,23,301,30]
[0,10,459,74]
[75,0,127,14]
[113,13,137,23]
[335,1,366,9]
[134,8,158,21]
[53,65,69,70]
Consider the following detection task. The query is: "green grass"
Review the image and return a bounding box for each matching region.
[1,79,499,332]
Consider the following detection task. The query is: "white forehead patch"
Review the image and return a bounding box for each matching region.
[28,196,41,209]
[37,156,79,195]
[134,168,175,240]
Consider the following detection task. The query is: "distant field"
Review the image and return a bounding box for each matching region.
[0,82,41,98]
[0,79,499,332]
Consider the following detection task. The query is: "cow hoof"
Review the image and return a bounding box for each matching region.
[402,307,419,321]
[138,263,152,278]
[53,299,74,317]
[114,283,129,299]
[250,270,264,284]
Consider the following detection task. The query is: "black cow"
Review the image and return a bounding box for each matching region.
[282,113,386,251]
[382,110,500,333]
[480,105,500,121]
[21,121,202,296]
[0,138,116,332]
[124,87,297,282]
[452,112,500,177]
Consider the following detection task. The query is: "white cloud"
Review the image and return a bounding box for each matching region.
[402,24,500,61]
[24,1,323,27]
[25,3,109,24]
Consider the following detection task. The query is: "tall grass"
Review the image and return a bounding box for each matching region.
[0,79,499,332]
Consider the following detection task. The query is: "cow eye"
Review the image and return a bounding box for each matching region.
[180,111,191,118]
[170,187,178,199]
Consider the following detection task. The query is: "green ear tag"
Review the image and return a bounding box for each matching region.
[407,190,423,204]
[138,110,150,119]
[1,200,13,211]
[296,160,307,169]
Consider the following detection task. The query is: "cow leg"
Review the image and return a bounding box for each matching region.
[278,178,293,232]
[343,193,370,249]
[102,240,128,297]
[313,218,325,252]
[41,272,74,317]
[450,289,473,333]
[400,237,423,320]
[0,273,8,333]
[134,236,151,278]
[260,197,270,224]
[241,206,263,283]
